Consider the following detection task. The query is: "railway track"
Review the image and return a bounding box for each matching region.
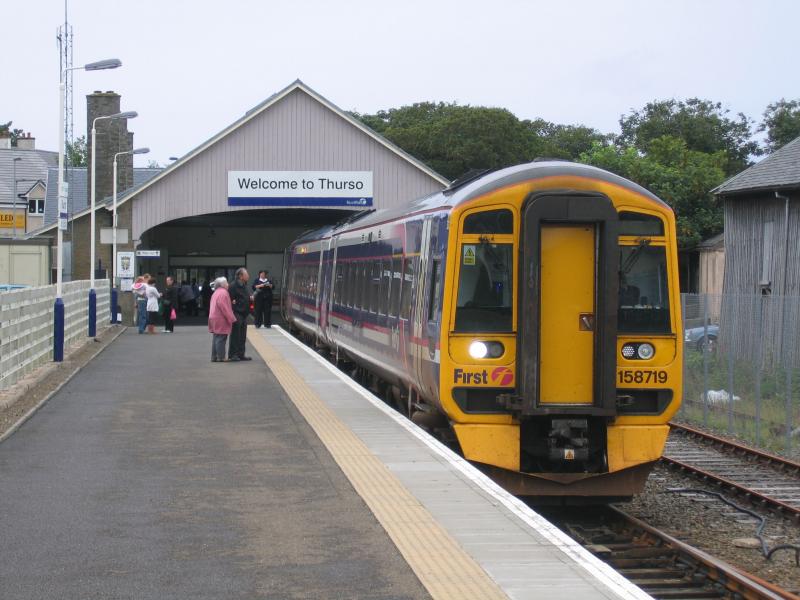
[664,422,800,520]
[549,505,795,600]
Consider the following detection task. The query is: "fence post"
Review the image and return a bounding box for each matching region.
[681,293,687,418]
[786,295,794,454]
[754,295,763,447]
[727,297,735,435]
[702,293,709,427]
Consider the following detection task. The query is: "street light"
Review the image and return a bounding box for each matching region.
[54,57,121,362]
[12,157,21,238]
[89,110,137,337]
[111,146,149,324]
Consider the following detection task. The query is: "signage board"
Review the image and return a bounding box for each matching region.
[58,182,69,231]
[117,251,135,279]
[135,249,161,258]
[0,211,26,229]
[227,171,373,208]
[100,228,129,244]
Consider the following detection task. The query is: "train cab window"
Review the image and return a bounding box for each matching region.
[389,258,402,317]
[463,209,513,234]
[619,212,664,236]
[618,243,671,333]
[454,242,513,332]
[400,258,414,319]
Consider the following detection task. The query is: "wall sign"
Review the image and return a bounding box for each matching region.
[136,249,161,258]
[227,171,373,208]
[117,252,135,279]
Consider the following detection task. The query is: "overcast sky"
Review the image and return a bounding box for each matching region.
[2,0,798,167]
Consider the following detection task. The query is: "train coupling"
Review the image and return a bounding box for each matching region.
[548,418,590,462]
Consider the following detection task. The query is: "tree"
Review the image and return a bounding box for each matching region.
[759,98,800,153]
[580,136,727,248]
[65,135,88,167]
[524,119,612,160]
[146,160,162,169]
[618,98,759,175]
[0,121,25,145]
[354,102,533,180]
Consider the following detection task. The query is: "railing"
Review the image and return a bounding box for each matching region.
[0,280,111,390]
[679,292,800,458]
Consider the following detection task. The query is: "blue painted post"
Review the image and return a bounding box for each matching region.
[53,297,65,362]
[88,288,97,337]
[110,287,118,324]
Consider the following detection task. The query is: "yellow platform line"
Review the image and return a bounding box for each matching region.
[248,329,508,600]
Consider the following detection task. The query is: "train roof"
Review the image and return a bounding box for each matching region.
[293,161,668,243]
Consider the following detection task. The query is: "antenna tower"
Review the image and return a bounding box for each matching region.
[56,0,74,163]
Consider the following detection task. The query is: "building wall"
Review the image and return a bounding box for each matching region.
[721,191,800,366]
[699,248,725,296]
[0,240,51,286]
[130,88,445,240]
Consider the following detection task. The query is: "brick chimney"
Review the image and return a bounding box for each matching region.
[16,132,35,150]
[0,131,11,150]
[86,91,133,203]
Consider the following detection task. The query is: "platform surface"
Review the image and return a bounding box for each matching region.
[0,324,649,599]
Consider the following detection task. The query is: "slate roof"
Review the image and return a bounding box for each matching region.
[42,167,162,227]
[713,135,800,195]
[0,148,57,206]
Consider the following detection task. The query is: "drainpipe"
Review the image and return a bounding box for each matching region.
[775,190,791,358]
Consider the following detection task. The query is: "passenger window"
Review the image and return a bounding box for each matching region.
[400,258,414,319]
[380,264,391,315]
[370,262,381,313]
[360,262,369,310]
[389,258,402,317]
[428,260,441,322]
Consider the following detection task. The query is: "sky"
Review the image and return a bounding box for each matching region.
[2,0,799,167]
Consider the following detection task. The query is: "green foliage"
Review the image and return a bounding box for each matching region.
[352,103,607,181]
[66,135,88,167]
[0,121,25,145]
[580,136,727,247]
[618,98,759,175]
[759,98,800,153]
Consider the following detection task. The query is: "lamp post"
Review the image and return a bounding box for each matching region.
[89,110,137,337]
[12,157,21,238]
[54,58,121,362]
[111,146,149,324]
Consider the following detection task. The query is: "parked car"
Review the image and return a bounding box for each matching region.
[684,324,719,352]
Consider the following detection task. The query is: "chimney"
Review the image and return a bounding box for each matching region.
[87,90,133,203]
[16,132,35,151]
[0,131,10,150]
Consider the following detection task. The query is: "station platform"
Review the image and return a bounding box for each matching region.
[0,324,649,599]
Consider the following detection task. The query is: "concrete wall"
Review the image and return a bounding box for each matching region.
[0,240,51,286]
[0,280,110,390]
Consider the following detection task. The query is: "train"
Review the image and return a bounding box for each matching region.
[281,160,682,500]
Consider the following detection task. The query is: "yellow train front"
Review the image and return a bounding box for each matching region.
[283,161,682,501]
[438,162,682,500]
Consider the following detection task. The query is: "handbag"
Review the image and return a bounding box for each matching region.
[170,307,177,321]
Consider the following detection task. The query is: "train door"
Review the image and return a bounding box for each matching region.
[518,193,618,416]
[411,217,433,388]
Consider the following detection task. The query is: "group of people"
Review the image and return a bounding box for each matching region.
[207,268,273,362]
[131,274,181,334]
[131,268,274,362]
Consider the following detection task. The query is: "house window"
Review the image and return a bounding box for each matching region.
[28,199,44,214]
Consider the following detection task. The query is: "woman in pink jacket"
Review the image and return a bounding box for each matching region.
[208,277,236,362]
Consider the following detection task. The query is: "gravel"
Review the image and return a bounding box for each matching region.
[620,463,800,593]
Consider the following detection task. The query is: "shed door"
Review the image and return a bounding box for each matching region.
[539,224,596,405]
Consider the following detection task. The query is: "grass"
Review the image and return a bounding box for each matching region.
[678,347,800,457]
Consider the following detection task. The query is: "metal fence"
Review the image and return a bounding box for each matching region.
[679,293,800,458]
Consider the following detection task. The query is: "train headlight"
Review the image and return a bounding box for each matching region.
[637,343,655,360]
[469,341,505,359]
[469,341,488,359]
[621,344,637,359]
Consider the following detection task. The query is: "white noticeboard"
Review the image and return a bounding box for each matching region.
[117,251,135,279]
[58,182,69,231]
[101,228,129,244]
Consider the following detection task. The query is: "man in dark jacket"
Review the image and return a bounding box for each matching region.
[252,270,273,328]
[228,267,252,361]
[162,276,179,333]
